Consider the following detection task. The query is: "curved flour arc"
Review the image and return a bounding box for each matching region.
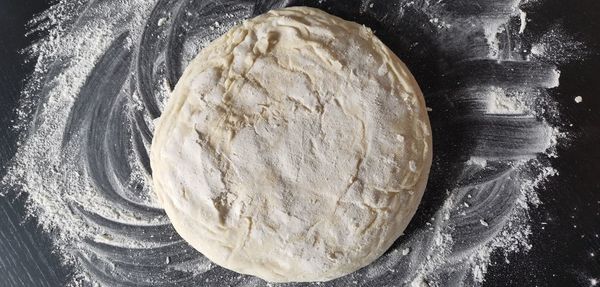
[2,0,563,286]
[62,32,165,219]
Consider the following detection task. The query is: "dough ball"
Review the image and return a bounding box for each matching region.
[150,6,432,283]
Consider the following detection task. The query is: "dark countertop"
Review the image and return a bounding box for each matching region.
[0,0,598,286]
[0,1,71,286]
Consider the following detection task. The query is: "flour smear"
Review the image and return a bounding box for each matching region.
[0,0,581,286]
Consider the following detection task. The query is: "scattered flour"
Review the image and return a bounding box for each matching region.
[0,0,577,286]
[486,87,526,115]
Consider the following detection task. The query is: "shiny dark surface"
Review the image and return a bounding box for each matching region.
[0,0,599,286]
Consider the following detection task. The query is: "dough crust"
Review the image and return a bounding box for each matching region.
[150,6,432,282]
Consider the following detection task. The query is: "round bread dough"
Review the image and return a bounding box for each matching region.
[150,6,432,283]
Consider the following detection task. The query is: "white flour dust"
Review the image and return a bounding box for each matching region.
[0,0,583,286]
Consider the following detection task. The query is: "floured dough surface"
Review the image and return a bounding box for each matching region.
[150,6,432,283]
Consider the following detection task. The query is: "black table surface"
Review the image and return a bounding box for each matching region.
[0,0,599,286]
